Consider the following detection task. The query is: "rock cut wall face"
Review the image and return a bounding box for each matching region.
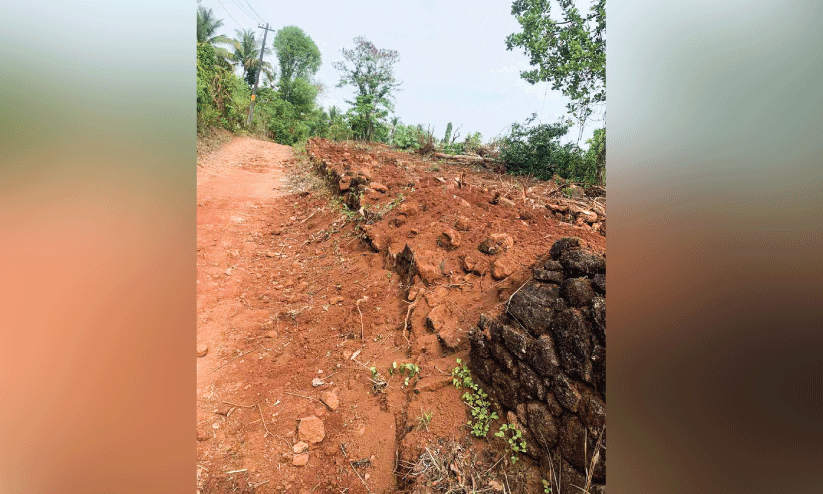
[469,237,606,491]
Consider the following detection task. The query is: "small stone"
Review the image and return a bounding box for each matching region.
[369,235,385,252]
[438,228,462,250]
[321,389,340,411]
[438,327,468,352]
[491,257,516,280]
[478,238,500,255]
[490,233,514,250]
[398,202,418,216]
[293,441,309,454]
[196,345,209,358]
[454,215,471,231]
[357,168,372,181]
[370,182,388,193]
[426,305,450,332]
[478,233,514,255]
[329,296,343,305]
[408,287,421,302]
[292,453,309,466]
[298,416,325,443]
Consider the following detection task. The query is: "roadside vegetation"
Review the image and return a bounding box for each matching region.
[196,0,605,181]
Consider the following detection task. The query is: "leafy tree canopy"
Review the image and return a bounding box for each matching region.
[273,26,322,90]
[506,0,605,129]
[333,37,401,141]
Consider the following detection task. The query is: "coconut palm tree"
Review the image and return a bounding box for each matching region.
[196,6,234,65]
[231,28,275,87]
[328,105,340,124]
[389,116,400,144]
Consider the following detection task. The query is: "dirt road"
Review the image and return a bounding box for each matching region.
[196,137,454,494]
[196,135,606,494]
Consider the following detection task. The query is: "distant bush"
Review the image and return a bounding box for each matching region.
[392,124,425,150]
[463,132,483,154]
[499,115,603,184]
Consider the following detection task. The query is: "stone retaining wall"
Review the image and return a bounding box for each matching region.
[469,237,606,493]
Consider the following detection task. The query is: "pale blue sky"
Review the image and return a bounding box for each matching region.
[203,0,601,144]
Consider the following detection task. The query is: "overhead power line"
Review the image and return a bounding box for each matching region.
[214,0,242,26]
[240,0,265,23]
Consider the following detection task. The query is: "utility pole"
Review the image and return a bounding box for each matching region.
[247,23,276,127]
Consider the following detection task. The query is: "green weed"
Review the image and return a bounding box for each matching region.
[495,422,527,464]
[451,358,499,438]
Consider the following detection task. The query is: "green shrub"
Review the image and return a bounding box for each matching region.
[499,115,603,184]
[392,124,425,150]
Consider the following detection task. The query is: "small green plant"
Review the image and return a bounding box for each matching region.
[542,479,552,493]
[369,366,388,394]
[428,164,440,172]
[495,422,527,464]
[452,358,499,437]
[417,409,433,432]
[389,362,421,386]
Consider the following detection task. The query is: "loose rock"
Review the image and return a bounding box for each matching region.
[320,389,339,411]
[491,257,516,280]
[370,182,388,193]
[426,305,450,332]
[438,228,462,250]
[454,215,471,231]
[298,416,325,443]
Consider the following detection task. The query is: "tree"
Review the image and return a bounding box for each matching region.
[273,26,322,103]
[505,0,605,135]
[333,37,401,142]
[328,105,341,123]
[231,29,274,87]
[196,6,233,65]
[389,116,400,144]
[443,122,453,146]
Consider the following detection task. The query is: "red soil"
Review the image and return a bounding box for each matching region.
[197,136,605,494]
